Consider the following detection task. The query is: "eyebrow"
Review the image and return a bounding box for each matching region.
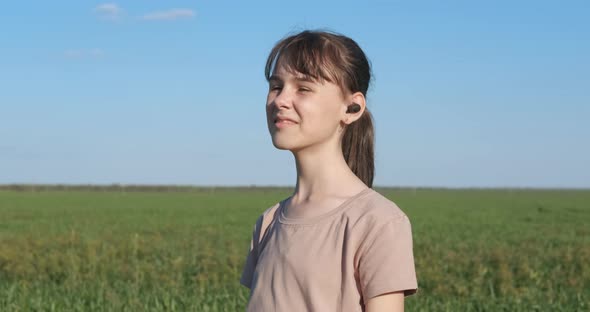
[269,74,316,83]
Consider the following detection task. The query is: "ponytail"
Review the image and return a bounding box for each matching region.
[342,108,374,188]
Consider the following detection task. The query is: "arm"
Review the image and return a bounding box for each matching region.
[365,290,405,312]
[239,214,264,288]
[357,214,418,312]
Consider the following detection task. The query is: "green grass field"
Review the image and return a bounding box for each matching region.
[0,186,588,311]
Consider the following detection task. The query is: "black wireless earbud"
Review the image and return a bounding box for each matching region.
[346,103,361,113]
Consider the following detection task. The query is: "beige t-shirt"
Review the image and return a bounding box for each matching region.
[240,187,418,312]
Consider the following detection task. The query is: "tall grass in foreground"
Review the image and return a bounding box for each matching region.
[0,187,588,311]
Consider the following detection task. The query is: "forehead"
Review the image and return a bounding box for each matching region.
[269,62,321,83]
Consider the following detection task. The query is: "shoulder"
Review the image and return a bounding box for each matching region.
[251,201,282,243]
[345,190,415,265]
[260,201,281,223]
[251,200,281,223]
[344,189,410,229]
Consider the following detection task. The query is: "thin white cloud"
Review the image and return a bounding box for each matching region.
[95,3,122,20]
[141,8,195,21]
[64,49,82,58]
[64,48,105,59]
[88,48,105,57]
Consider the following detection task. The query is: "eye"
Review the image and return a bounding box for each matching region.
[269,85,282,92]
[298,87,311,92]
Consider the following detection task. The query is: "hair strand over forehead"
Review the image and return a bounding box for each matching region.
[265,30,371,96]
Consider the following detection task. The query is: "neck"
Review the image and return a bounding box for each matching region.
[291,139,364,202]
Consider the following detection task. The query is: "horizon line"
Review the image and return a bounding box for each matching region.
[0,183,588,191]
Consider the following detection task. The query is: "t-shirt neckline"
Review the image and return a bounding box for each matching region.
[278,187,374,225]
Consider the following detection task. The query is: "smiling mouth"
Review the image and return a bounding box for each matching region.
[274,119,297,128]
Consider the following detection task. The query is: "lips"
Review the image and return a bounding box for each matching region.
[274,116,298,124]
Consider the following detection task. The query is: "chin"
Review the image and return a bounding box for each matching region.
[270,135,301,151]
[271,139,294,150]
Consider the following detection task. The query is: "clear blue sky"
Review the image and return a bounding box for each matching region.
[1,1,588,188]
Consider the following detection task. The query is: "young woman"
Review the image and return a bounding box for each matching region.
[240,30,418,312]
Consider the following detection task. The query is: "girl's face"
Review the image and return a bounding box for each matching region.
[266,62,348,152]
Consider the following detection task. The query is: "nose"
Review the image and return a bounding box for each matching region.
[269,87,292,111]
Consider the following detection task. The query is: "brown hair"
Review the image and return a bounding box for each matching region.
[264,29,375,187]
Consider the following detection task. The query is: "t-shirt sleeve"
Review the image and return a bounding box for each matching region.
[357,214,419,300]
[239,214,263,289]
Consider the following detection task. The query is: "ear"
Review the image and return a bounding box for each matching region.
[342,91,366,125]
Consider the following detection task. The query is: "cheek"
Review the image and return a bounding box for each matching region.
[299,105,339,135]
[266,92,275,105]
[265,95,273,110]
[265,99,275,118]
